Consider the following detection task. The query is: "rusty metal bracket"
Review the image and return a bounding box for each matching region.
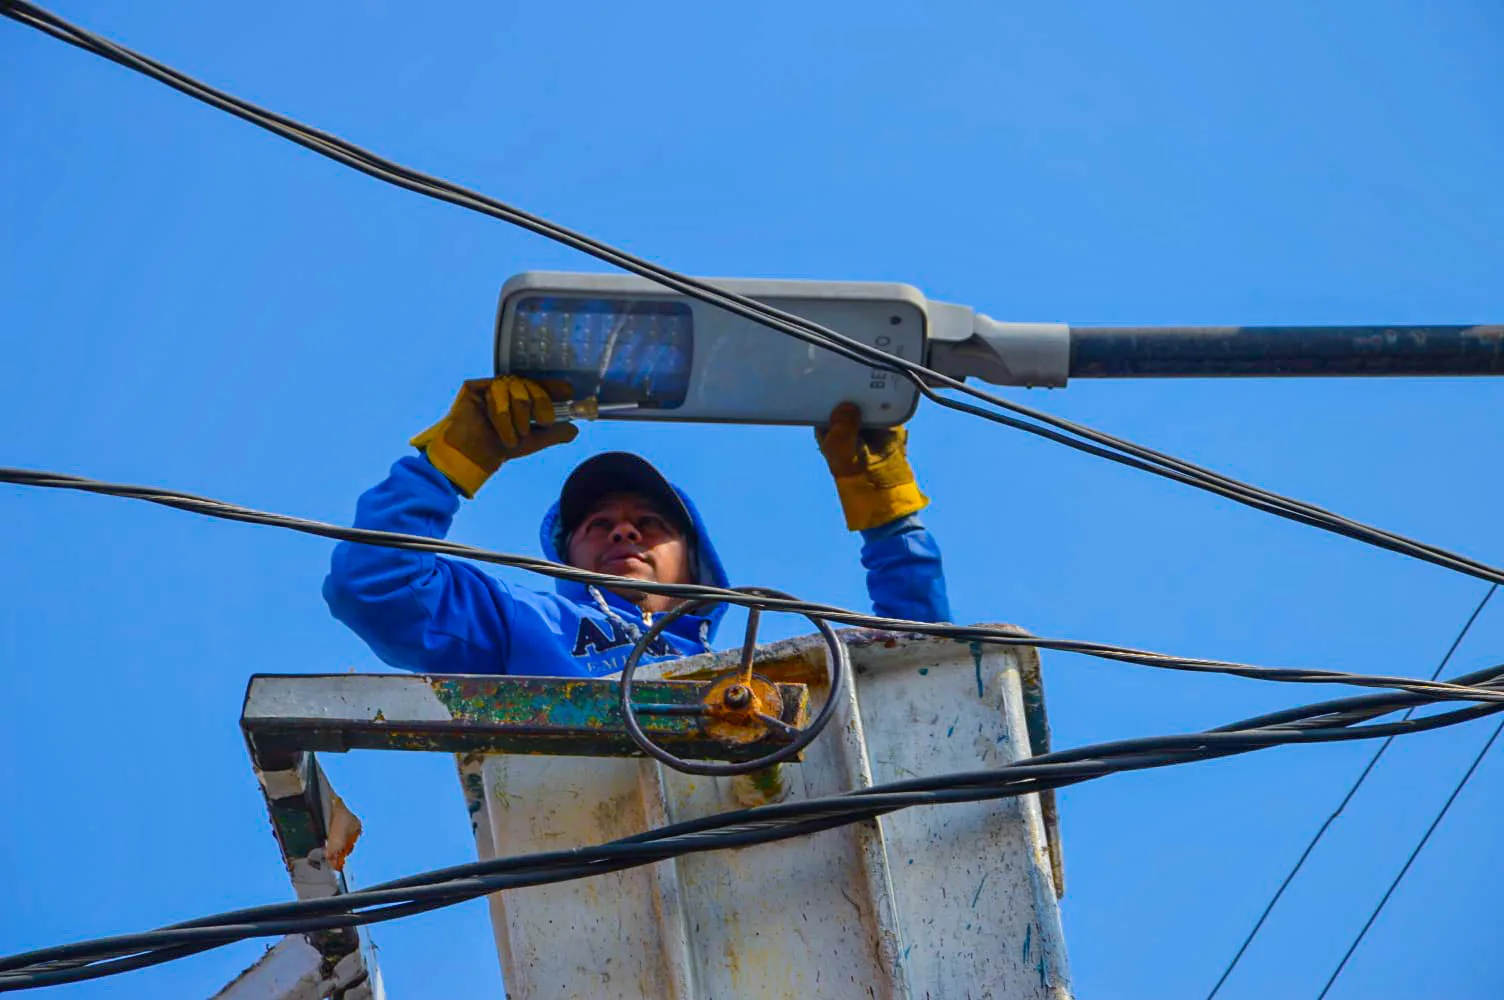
[242,673,810,769]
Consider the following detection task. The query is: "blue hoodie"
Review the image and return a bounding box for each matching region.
[323,454,949,676]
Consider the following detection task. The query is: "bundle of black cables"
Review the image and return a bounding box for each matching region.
[2,661,1501,991]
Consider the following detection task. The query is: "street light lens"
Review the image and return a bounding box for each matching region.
[509,296,694,409]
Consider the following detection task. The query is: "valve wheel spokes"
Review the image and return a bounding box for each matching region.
[753,712,801,738]
[619,586,848,776]
[736,607,761,688]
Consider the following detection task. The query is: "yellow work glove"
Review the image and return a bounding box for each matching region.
[410,376,578,497]
[815,402,929,532]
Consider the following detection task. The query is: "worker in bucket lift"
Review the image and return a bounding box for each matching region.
[323,376,951,676]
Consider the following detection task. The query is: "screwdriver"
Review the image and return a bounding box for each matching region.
[550,399,641,423]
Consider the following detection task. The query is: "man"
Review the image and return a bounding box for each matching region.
[323,376,950,676]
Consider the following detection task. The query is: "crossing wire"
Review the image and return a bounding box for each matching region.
[1206,585,1498,998]
[1315,590,1501,999]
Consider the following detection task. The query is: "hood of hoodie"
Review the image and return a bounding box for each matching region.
[538,478,730,646]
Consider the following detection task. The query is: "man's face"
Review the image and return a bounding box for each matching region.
[565,491,693,607]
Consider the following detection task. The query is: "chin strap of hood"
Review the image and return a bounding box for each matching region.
[586,585,714,655]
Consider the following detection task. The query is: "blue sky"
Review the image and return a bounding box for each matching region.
[2,2,1501,997]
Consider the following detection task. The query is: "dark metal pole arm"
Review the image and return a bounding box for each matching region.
[1068,324,1504,378]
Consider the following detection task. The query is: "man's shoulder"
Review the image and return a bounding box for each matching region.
[502,583,601,632]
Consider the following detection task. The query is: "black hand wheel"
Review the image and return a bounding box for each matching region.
[619,586,847,776]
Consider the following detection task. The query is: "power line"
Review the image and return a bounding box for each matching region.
[1316,723,1503,996]
[3,667,1502,991]
[2,0,1502,591]
[4,463,1502,708]
[1316,606,1502,998]
[1206,584,1498,998]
